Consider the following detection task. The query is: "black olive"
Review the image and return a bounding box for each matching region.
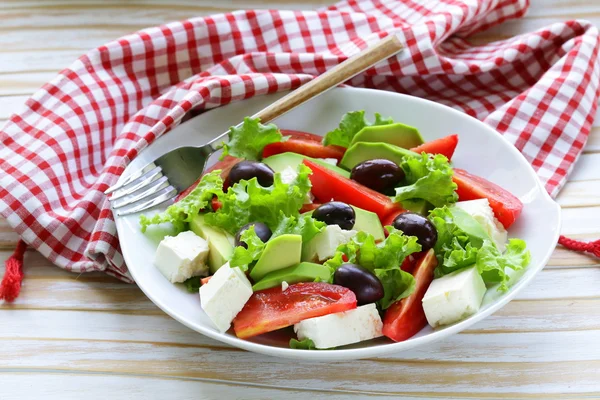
[228,161,274,187]
[333,264,384,305]
[350,159,404,194]
[312,202,355,230]
[235,222,272,248]
[392,212,437,252]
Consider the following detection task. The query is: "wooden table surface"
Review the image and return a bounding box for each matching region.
[2,1,600,399]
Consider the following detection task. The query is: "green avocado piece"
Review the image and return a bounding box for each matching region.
[340,142,419,170]
[400,199,431,217]
[351,206,385,241]
[252,262,332,291]
[189,213,234,273]
[350,123,424,149]
[263,152,350,178]
[250,234,302,281]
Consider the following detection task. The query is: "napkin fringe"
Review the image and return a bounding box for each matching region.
[558,235,600,259]
[0,240,27,303]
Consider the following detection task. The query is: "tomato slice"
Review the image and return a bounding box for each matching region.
[233,282,357,339]
[175,155,241,202]
[382,249,437,342]
[410,134,458,160]
[263,139,346,161]
[303,159,402,220]
[452,168,522,229]
[280,129,324,142]
[300,203,322,213]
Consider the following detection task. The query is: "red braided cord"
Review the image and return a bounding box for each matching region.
[0,240,27,303]
[558,235,600,258]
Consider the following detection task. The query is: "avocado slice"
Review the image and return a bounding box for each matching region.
[249,234,302,281]
[262,152,350,178]
[340,142,419,170]
[350,123,424,149]
[351,206,385,241]
[252,262,332,291]
[189,214,234,273]
[400,199,431,217]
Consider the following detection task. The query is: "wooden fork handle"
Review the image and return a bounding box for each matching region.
[251,34,403,124]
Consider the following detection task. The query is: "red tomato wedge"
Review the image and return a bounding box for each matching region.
[382,249,437,342]
[303,159,402,220]
[175,155,241,202]
[200,276,212,285]
[410,134,458,160]
[300,203,322,213]
[452,168,523,229]
[233,282,357,339]
[263,138,346,161]
[280,129,324,142]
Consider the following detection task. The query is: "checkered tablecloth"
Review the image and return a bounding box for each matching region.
[1,0,598,283]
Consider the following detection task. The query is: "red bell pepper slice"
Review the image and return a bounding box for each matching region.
[303,159,402,220]
[453,168,523,229]
[382,249,437,342]
[410,134,458,160]
[233,282,357,339]
[263,139,346,161]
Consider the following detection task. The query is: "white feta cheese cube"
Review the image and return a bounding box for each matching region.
[318,158,338,166]
[294,304,383,349]
[454,199,507,251]
[154,230,209,283]
[280,166,313,203]
[302,225,357,262]
[199,262,253,332]
[422,266,486,328]
[281,281,289,291]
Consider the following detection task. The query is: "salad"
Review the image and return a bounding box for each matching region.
[142,111,530,350]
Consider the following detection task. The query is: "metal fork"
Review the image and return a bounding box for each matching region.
[106,34,403,216]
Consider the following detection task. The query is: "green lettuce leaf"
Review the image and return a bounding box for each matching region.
[220,116,283,161]
[429,206,531,290]
[183,276,202,293]
[205,164,313,235]
[229,226,266,272]
[139,170,224,232]
[325,228,421,309]
[271,212,326,243]
[394,153,458,208]
[322,111,394,147]
[289,338,317,350]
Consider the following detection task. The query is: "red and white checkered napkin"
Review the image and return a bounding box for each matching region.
[1,0,599,286]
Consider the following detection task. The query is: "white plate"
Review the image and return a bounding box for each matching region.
[114,87,561,361]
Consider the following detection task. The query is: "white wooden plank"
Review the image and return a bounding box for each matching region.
[0,373,382,400]
[556,179,600,208]
[0,95,28,120]
[0,72,55,96]
[2,339,599,395]
[565,153,600,182]
[560,206,600,236]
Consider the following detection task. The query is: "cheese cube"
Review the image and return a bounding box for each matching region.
[454,199,507,251]
[200,262,253,332]
[154,230,209,283]
[302,225,357,262]
[294,304,383,349]
[318,158,338,166]
[422,266,486,328]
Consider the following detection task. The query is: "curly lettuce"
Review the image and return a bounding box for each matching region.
[139,170,224,232]
[429,206,530,291]
[220,116,283,161]
[205,164,313,235]
[322,111,394,147]
[325,228,421,309]
[393,153,458,208]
